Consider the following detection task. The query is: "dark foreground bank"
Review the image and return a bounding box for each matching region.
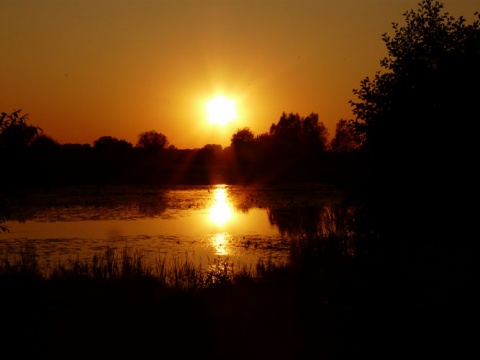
[1,236,476,360]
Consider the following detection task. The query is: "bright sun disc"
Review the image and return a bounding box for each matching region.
[205,96,237,125]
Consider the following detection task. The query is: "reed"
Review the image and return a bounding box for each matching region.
[0,208,366,298]
[0,244,44,280]
[0,244,297,291]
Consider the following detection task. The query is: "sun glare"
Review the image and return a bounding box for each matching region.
[205,96,237,126]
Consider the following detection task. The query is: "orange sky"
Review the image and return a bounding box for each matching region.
[1,0,478,149]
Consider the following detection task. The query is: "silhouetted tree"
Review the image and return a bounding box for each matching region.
[199,144,223,158]
[230,128,255,147]
[29,134,60,153]
[265,112,330,181]
[229,128,256,182]
[91,136,134,183]
[269,112,302,147]
[348,0,480,287]
[136,130,169,151]
[62,143,92,152]
[0,109,41,155]
[93,136,132,153]
[329,119,362,153]
[269,112,329,152]
[255,132,272,144]
[349,0,480,189]
[193,144,225,184]
[301,113,329,153]
[0,110,43,186]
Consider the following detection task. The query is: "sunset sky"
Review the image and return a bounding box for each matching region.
[1,0,478,149]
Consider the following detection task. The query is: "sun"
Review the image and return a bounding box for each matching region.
[205,96,237,126]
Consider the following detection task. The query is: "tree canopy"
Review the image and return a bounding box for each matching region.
[230,128,255,148]
[329,119,362,153]
[349,0,480,183]
[269,112,329,152]
[136,130,169,151]
[0,109,41,155]
[93,136,132,152]
[347,0,480,242]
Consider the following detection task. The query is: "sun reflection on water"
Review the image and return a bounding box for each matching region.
[208,185,234,255]
[209,186,233,226]
[211,232,230,256]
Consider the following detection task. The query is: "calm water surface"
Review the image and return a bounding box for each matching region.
[0,184,345,271]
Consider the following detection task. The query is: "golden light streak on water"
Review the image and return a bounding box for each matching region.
[209,186,233,226]
[211,232,230,256]
[208,185,235,255]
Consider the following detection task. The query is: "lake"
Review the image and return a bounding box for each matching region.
[0,183,348,273]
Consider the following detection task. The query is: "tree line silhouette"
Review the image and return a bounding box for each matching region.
[0,108,362,187]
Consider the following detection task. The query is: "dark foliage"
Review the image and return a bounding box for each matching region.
[347,1,479,246]
[0,110,353,187]
[136,130,169,151]
[350,0,480,203]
